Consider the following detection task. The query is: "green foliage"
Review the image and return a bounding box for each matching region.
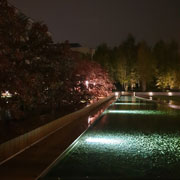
[137,41,155,91]
[94,35,180,92]
[94,34,139,91]
[156,71,176,90]
[153,40,180,90]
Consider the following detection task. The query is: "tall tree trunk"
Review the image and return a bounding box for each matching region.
[142,80,147,92]
[125,84,128,92]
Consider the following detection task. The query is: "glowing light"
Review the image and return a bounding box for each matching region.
[149,92,153,96]
[168,104,180,110]
[83,133,180,158]
[85,80,89,88]
[104,110,166,115]
[88,116,94,126]
[168,92,172,96]
[111,103,147,105]
[1,91,12,98]
[115,92,119,97]
[121,91,124,95]
[86,137,124,144]
[47,132,180,178]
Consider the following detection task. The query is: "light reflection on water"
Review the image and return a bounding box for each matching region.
[41,95,180,179]
[110,102,148,105]
[86,99,114,127]
[103,110,167,115]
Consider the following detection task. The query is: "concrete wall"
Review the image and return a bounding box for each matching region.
[0,95,114,164]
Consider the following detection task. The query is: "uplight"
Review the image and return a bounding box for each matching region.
[104,110,165,115]
[86,137,124,144]
[1,91,12,98]
[168,92,172,96]
[85,80,89,88]
[111,103,147,105]
[149,92,153,96]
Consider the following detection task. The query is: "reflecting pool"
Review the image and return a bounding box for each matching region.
[40,96,180,179]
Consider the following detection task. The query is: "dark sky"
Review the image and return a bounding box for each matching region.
[8,0,180,48]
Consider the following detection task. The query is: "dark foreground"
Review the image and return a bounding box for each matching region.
[40,96,180,179]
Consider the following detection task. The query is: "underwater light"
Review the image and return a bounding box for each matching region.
[111,103,147,105]
[104,110,165,115]
[86,137,124,144]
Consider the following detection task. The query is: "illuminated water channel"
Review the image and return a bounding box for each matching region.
[41,96,180,179]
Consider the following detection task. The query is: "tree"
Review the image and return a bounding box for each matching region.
[114,35,138,91]
[156,71,176,90]
[0,2,114,122]
[137,41,155,91]
[93,43,115,80]
[94,35,139,91]
[153,40,180,90]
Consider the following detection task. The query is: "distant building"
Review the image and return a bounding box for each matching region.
[70,43,96,59]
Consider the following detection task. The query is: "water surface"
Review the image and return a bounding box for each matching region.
[41,96,180,179]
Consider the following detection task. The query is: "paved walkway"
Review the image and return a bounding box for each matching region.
[0,97,114,180]
[0,114,90,180]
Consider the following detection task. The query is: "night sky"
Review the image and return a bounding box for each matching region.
[8,0,180,48]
